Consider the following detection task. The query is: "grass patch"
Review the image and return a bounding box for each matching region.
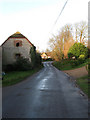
[2,66,43,87]
[53,58,89,71]
[76,75,90,98]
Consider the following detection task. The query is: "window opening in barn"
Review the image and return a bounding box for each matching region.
[16,42,20,47]
[14,40,22,47]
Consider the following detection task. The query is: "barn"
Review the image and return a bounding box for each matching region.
[2,32,34,65]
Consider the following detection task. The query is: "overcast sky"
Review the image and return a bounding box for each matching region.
[0,0,89,51]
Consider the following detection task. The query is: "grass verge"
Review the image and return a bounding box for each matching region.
[76,75,90,98]
[53,59,89,71]
[2,66,43,87]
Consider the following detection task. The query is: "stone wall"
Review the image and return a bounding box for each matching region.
[2,38,32,65]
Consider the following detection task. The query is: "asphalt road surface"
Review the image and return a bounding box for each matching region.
[2,62,88,118]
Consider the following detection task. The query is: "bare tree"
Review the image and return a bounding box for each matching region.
[59,24,74,58]
[48,35,63,61]
[74,21,88,45]
[48,24,74,60]
[74,23,78,43]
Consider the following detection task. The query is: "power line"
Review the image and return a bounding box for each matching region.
[50,0,69,32]
[55,0,68,25]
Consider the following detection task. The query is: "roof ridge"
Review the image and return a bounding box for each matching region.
[14,31,21,34]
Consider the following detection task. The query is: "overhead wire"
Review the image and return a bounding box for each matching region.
[47,0,69,50]
[50,0,69,33]
[54,0,69,26]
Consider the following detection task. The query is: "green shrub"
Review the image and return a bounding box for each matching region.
[30,46,42,68]
[36,52,42,66]
[13,57,32,71]
[68,43,88,59]
[70,60,78,67]
[79,54,85,60]
[70,59,85,68]
[4,57,32,72]
[78,59,85,64]
[68,53,74,59]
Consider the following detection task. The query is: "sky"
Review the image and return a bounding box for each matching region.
[0,0,89,52]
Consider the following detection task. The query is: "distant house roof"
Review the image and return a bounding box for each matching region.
[41,52,52,59]
[1,31,33,46]
[41,53,48,58]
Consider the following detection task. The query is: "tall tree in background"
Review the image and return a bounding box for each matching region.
[74,23,78,43]
[49,24,74,61]
[49,35,64,61]
[59,24,74,57]
[74,21,88,45]
[48,21,88,61]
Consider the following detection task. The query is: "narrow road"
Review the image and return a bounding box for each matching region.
[2,62,88,118]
